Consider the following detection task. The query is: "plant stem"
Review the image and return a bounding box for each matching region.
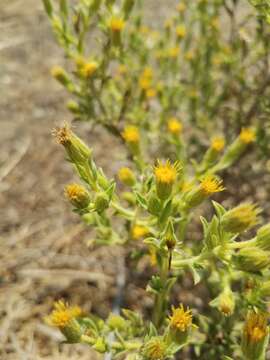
[153,255,169,329]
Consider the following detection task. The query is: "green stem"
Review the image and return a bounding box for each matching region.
[153,255,169,329]
[228,238,256,250]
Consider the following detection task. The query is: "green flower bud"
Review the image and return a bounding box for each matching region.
[210,289,235,316]
[141,336,167,360]
[67,100,80,114]
[51,66,74,91]
[221,203,260,234]
[147,192,162,215]
[256,223,270,251]
[94,192,110,213]
[65,183,90,209]
[107,314,126,331]
[234,247,270,273]
[93,337,108,353]
[241,311,269,360]
[118,167,136,186]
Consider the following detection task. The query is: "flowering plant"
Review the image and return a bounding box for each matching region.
[43,1,270,359]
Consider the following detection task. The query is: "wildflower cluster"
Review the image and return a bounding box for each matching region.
[43,1,270,359]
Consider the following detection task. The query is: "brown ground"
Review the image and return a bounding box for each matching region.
[1,1,270,359]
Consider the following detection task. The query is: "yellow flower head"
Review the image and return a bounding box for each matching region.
[200,176,225,195]
[118,167,135,186]
[52,123,71,145]
[244,311,268,343]
[176,24,186,38]
[168,118,183,135]
[65,183,85,200]
[177,2,186,13]
[169,304,192,332]
[239,128,256,144]
[143,67,154,79]
[146,88,157,98]
[139,77,151,90]
[132,225,149,240]
[168,46,180,58]
[211,136,225,152]
[110,17,125,32]
[46,300,82,328]
[81,61,98,78]
[155,160,180,185]
[142,337,167,360]
[122,125,140,144]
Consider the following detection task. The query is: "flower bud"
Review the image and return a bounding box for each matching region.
[241,311,269,360]
[93,337,108,353]
[122,126,140,155]
[184,176,224,209]
[256,223,270,251]
[217,128,256,170]
[51,66,74,91]
[118,167,136,186]
[109,17,125,46]
[210,289,235,316]
[201,136,225,168]
[234,247,270,273]
[80,61,99,78]
[107,314,126,331]
[94,192,110,213]
[67,100,80,114]
[154,160,181,200]
[65,183,90,209]
[123,0,135,18]
[147,192,162,216]
[176,24,186,39]
[141,336,167,360]
[221,203,260,234]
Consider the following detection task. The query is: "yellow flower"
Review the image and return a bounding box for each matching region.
[155,160,179,185]
[169,304,192,332]
[81,61,98,78]
[118,167,135,186]
[122,125,140,144]
[176,24,186,38]
[244,311,268,343]
[200,176,224,195]
[176,3,186,13]
[132,225,149,240]
[146,88,157,98]
[46,300,82,328]
[168,46,180,58]
[109,17,125,32]
[168,118,183,135]
[51,65,66,79]
[211,136,225,152]
[139,77,151,90]
[65,183,90,208]
[143,67,154,79]
[239,128,256,144]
